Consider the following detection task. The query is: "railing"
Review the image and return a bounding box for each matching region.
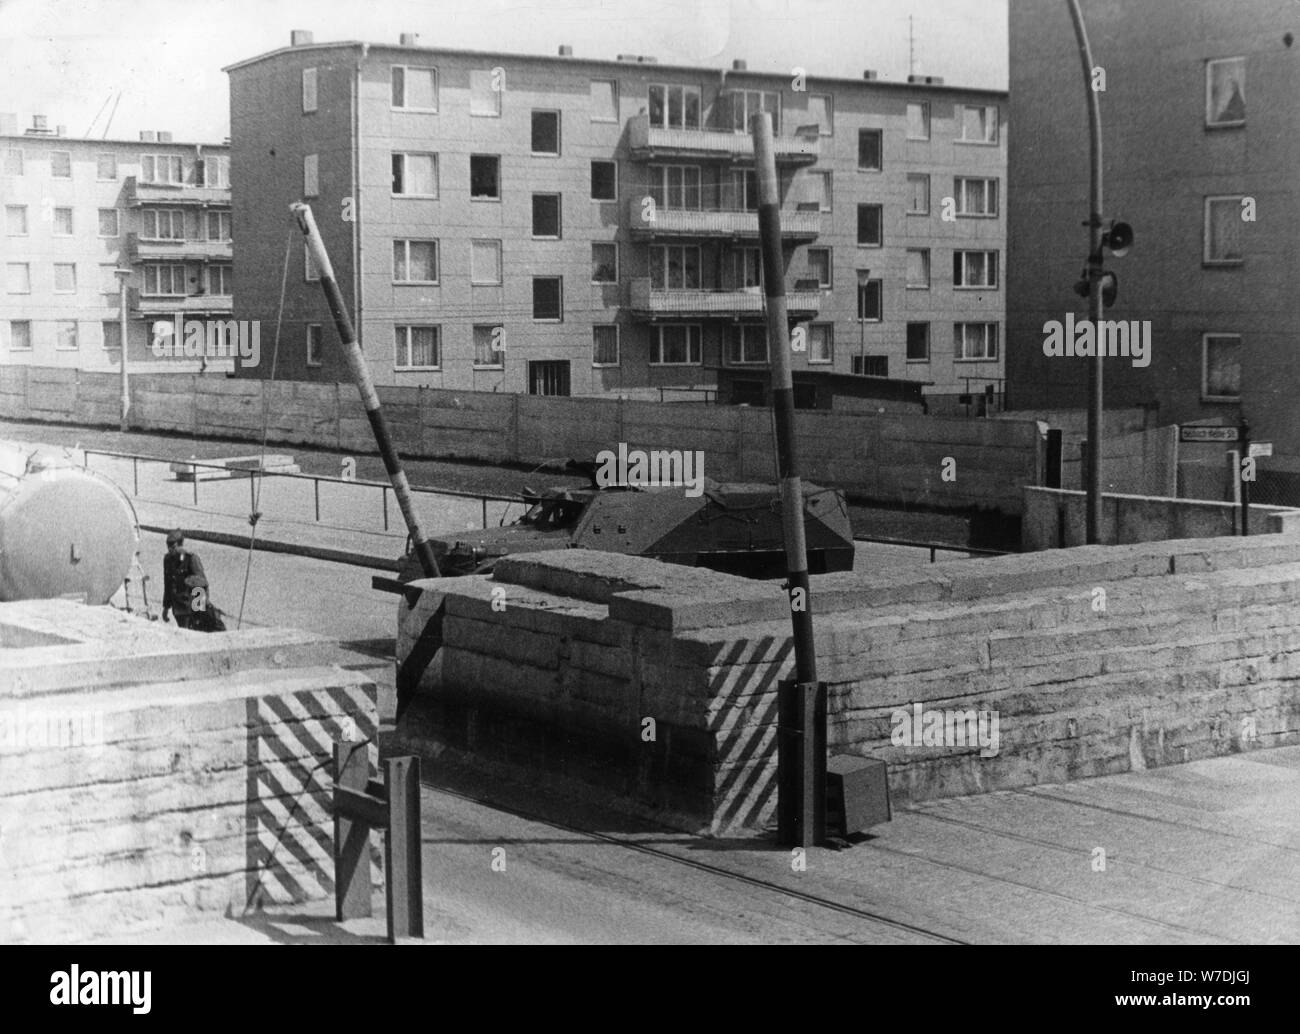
[851,533,1013,563]
[127,232,232,263]
[628,113,820,163]
[129,289,234,315]
[125,176,231,207]
[628,278,821,317]
[627,197,821,239]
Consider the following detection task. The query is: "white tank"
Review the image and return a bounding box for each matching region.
[0,444,139,604]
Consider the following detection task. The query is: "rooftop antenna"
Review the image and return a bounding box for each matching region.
[84,93,113,138]
[101,92,122,139]
[908,15,916,77]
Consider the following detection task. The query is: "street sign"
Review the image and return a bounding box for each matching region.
[1249,442,1273,458]
[1179,426,1239,443]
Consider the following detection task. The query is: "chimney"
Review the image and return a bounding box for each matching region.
[908,74,944,85]
[399,32,419,46]
[862,70,878,80]
[290,29,313,46]
[55,124,66,136]
[617,54,656,63]
[558,44,573,56]
[0,112,15,135]
[32,114,47,131]
[158,131,173,142]
[732,59,747,71]
[140,130,157,142]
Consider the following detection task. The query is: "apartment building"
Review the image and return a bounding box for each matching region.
[1007,0,1300,471]
[225,31,1005,398]
[0,114,231,372]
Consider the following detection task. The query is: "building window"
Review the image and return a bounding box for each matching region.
[954,250,998,288]
[857,278,882,321]
[592,324,619,366]
[808,169,832,213]
[200,156,229,188]
[305,244,320,282]
[958,104,998,143]
[955,177,998,217]
[392,152,437,196]
[647,164,702,209]
[807,93,833,135]
[651,245,702,289]
[1206,57,1245,128]
[474,324,504,367]
[144,263,185,295]
[206,211,231,241]
[303,154,319,198]
[392,66,438,110]
[59,206,86,246]
[54,263,77,293]
[590,79,618,122]
[532,276,563,321]
[857,129,882,171]
[56,321,78,350]
[4,149,22,175]
[733,247,762,289]
[142,209,184,239]
[807,247,831,288]
[906,248,930,289]
[9,320,32,350]
[906,322,930,361]
[906,102,930,140]
[729,89,780,134]
[1204,196,1245,264]
[531,110,560,155]
[471,70,501,117]
[96,153,117,179]
[955,322,998,360]
[726,168,759,212]
[394,325,440,368]
[5,205,27,235]
[98,208,119,237]
[856,203,882,246]
[653,324,702,365]
[6,263,31,294]
[1202,333,1241,400]
[906,173,930,215]
[302,67,318,113]
[727,324,769,364]
[591,160,617,201]
[471,239,502,284]
[649,84,701,129]
[102,320,121,350]
[470,154,500,199]
[532,193,561,238]
[208,265,232,295]
[591,242,618,283]
[393,239,438,283]
[852,355,888,377]
[141,155,183,184]
[51,151,71,178]
[306,324,322,367]
[809,323,833,364]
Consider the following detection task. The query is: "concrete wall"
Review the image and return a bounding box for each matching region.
[1022,485,1300,550]
[1058,424,1178,496]
[0,366,1042,513]
[395,534,1300,834]
[0,600,378,943]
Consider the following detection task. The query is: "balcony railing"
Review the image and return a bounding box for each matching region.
[628,278,821,319]
[129,289,233,316]
[125,176,232,207]
[127,232,232,263]
[627,197,821,240]
[628,114,820,164]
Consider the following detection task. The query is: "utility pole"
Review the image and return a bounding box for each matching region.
[752,112,824,849]
[114,268,131,431]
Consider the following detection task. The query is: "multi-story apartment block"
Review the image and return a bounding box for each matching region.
[0,113,231,372]
[1008,0,1300,471]
[226,31,1005,398]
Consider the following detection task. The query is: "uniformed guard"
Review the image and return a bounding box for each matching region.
[161,529,207,630]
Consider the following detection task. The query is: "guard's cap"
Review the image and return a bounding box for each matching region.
[166,529,184,546]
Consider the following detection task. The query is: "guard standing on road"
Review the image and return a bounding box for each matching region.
[162,529,207,629]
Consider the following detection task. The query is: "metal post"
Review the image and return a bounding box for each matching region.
[292,202,439,578]
[333,742,372,920]
[192,465,198,506]
[132,456,139,496]
[314,477,320,522]
[1066,0,1105,545]
[115,269,131,432]
[481,496,488,530]
[383,755,423,942]
[752,112,823,848]
[1240,421,1250,537]
[382,485,389,531]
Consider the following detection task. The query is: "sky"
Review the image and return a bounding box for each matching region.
[0,0,1007,143]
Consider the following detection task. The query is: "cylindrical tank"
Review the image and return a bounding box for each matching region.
[0,444,139,604]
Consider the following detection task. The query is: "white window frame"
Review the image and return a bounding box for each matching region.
[957,104,999,144]
[471,239,503,285]
[652,324,703,366]
[530,109,562,156]
[648,83,702,130]
[1204,195,1245,266]
[729,89,781,134]
[954,249,998,289]
[470,154,500,201]
[906,101,931,141]
[98,208,120,237]
[52,206,73,237]
[531,193,562,239]
[96,153,118,180]
[303,154,319,198]
[53,262,77,294]
[474,324,505,369]
[1205,56,1246,129]
[391,65,439,112]
[650,244,702,290]
[955,321,998,361]
[55,320,79,350]
[726,323,769,365]
[857,129,882,171]
[142,209,185,240]
[143,263,185,296]
[906,173,930,215]
[5,205,28,236]
[202,156,230,188]
[811,169,832,213]
[392,152,438,198]
[205,210,231,241]
[856,203,883,246]
[592,324,620,367]
[1202,332,1242,401]
[590,79,619,122]
[733,247,762,289]
[470,70,502,117]
[102,319,121,350]
[394,324,441,370]
[647,164,702,210]
[302,67,318,113]
[532,276,564,322]
[906,248,930,289]
[591,159,618,202]
[807,247,832,289]
[591,242,618,284]
[208,264,232,296]
[955,177,998,218]
[9,320,32,350]
[393,239,439,284]
[808,322,833,364]
[142,154,183,185]
[856,278,882,322]
[906,322,930,362]
[50,151,72,178]
[306,323,323,367]
[807,93,833,136]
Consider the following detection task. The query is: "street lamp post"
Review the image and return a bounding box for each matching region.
[114,268,131,432]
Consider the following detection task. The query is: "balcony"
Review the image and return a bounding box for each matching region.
[627,198,821,241]
[628,278,821,320]
[627,114,820,165]
[125,176,231,207]
[127,232,232,263]
[129,289,233,317]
